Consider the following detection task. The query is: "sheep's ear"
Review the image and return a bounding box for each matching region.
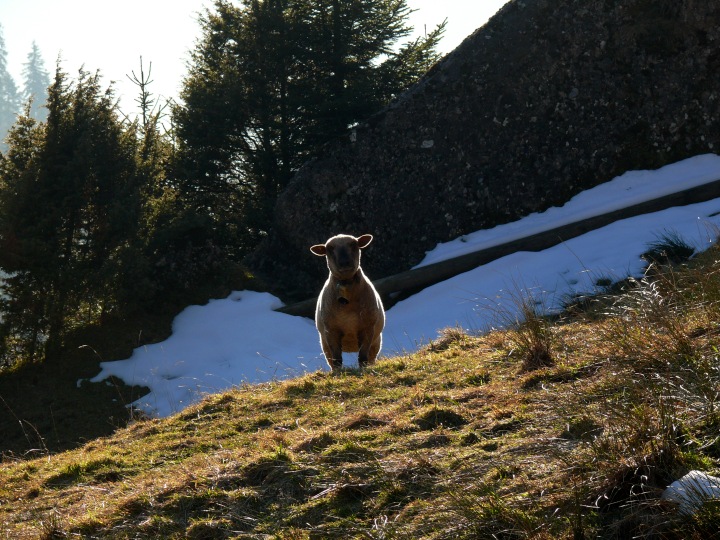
[357,234,373,249]
[310,244,327,256]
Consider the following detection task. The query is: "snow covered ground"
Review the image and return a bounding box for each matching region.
[90,154,720,418]
[662,470,720,515]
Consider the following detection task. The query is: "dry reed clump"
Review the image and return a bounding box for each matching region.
[512,297,558,373]
[603,238,720,369]
[601,276,694,369]
[483,284,560,372]
[578,244,720,539]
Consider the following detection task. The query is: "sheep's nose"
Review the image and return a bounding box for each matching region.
[335,251,353,268]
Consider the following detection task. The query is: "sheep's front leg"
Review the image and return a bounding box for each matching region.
[358,332,372,368]
[368,334,382,365]
[358,332,382,368]
[358,350,369,368]
[321,331,343,371]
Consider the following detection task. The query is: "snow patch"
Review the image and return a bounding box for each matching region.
[91,154,720,417]
[662,470,720,515]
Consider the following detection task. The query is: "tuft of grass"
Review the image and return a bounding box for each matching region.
[482,281,561,372]
[510,291,558,372]
[428,325,473,352]
[439,481,548,539]
[602,276,695,368]
[642,229,696,266]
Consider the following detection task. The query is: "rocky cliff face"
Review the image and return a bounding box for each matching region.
[247,0,720,302]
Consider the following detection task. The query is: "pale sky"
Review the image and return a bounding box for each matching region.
[1,0,508,118]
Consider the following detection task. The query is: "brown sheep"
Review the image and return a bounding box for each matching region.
[310,234,385,370]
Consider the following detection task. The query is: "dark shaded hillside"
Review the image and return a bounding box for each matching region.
[248,0,720,302]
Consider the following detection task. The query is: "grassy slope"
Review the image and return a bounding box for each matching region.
[2,249,720,539]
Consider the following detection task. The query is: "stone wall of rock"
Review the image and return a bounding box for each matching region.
[247,0,720,302]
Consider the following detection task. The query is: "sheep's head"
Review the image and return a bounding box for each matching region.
[310,234,373,280]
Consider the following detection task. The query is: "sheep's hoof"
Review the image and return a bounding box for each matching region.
[358,357,375,370]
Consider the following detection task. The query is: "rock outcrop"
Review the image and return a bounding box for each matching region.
[248,0,720,302]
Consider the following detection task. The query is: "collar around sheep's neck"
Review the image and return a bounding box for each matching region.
[334,271,361,287]
[337,277,358,287]
[334,272,360,304]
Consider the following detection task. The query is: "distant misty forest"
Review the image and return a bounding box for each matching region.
[0,24,50,152]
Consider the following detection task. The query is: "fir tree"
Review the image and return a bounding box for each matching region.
[174,0,444,257]
[22,41,50,122]
[0,107,46,362]
[0,60,211,365]
[0,66,142,362]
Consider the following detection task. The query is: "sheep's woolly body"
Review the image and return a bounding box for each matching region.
[310,234,385,370]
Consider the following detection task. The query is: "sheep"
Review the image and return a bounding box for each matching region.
[310,234,385,370]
